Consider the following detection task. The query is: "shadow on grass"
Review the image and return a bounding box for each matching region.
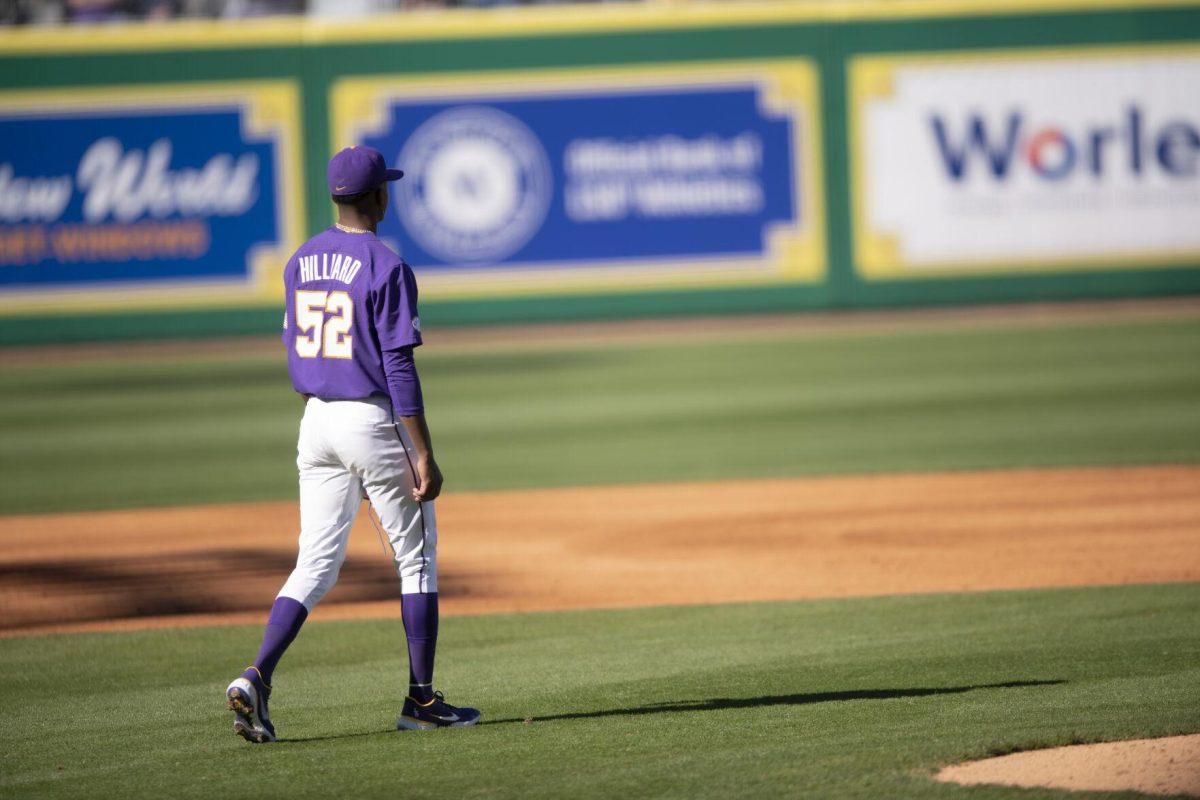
[284,729,395,744]
[486,679,1066,725]
[282,679,1064,742]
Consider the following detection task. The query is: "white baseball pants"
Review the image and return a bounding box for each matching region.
[278,396,437,610]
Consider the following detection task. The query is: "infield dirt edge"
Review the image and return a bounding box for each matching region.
[2,464,1198,637]
[935,734,1200,797]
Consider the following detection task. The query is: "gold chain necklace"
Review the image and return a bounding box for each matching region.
[335,222,371,235]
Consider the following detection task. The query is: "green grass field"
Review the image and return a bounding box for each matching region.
[2,584,1198,799]
[1,314,1198,514]
[2,309,1199,798]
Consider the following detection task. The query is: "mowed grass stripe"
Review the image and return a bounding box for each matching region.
[1,584,1198,799]
[1,315,1198,514]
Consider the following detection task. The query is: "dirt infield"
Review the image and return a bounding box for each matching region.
[1,464,1197,636]
[937,735,1200,797]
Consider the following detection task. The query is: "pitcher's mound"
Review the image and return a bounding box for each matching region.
[937,735,1200,797]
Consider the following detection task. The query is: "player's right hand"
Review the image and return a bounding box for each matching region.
[413,456,443,503]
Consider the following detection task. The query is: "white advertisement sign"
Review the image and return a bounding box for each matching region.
[851,47,1200,277]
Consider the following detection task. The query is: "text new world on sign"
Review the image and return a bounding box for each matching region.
[0,105,282,290]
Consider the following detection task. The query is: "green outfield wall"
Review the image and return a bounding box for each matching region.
[1,0,1199,344]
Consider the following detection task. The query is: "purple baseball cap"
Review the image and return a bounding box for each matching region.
[327,146,404,196]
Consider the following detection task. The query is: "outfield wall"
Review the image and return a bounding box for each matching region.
[2,0,1199,344]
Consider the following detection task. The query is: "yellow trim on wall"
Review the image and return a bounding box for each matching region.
[330,59,826,300]
[0,81,305,315]
[0,0,1196,55]
[847,42,1200,281]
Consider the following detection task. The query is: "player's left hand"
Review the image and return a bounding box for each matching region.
[413,456,443,503]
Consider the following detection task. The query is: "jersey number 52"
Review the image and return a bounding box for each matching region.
[295,290,353,359]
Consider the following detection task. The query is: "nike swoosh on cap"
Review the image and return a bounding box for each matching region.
[336,185,348,190]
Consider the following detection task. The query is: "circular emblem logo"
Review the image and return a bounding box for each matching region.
[396,107,553,263]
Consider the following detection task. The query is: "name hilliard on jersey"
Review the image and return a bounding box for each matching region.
[283,226,422,403]
[297,252,364,285]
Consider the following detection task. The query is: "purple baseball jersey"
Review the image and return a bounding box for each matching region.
[282,227,421,400]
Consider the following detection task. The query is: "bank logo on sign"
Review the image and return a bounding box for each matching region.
[396,106,553,263]
[930,108,1200,182]
[345,72,810,276]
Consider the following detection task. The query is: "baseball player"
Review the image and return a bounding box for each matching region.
[225,146,480,743]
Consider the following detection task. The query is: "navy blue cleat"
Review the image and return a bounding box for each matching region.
[226,669,277,743]
[397,691,482,730]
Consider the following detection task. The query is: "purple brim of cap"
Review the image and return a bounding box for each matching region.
[384,168,404,181]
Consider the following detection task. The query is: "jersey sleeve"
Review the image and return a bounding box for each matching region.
[382,345,425,416]
[371,261,423,351]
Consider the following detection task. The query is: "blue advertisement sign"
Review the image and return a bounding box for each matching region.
[335,63,824,291]
[0,83,300,304]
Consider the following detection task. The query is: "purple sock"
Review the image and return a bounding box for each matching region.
[244,596,308,686]
[401,592,438,703]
